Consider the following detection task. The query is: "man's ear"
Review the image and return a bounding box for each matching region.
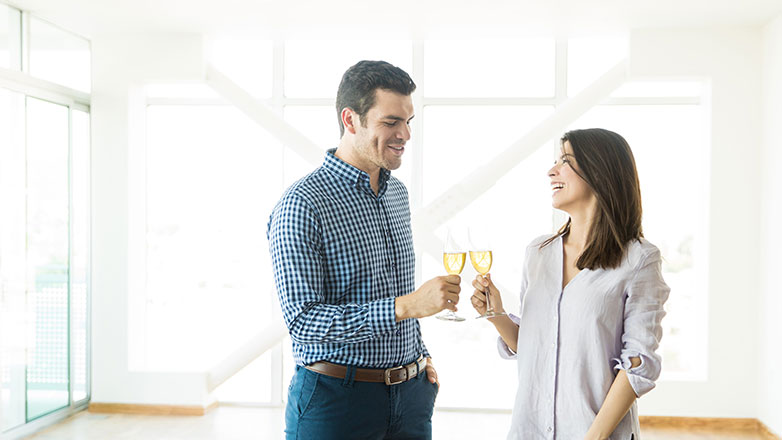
[341,107,359,135]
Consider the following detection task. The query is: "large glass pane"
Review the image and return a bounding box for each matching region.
[420,105,555,408]
[29,17,90,92]
[0,88,26,431]
[25,97,70,419]
[571,104,709,380]
[0,4,21,70]
[71,109,90,403]
[282,106,336,187]
[567,36,628,97]
[284,40,412,98]
[143,105,282,371]
[424,39,555,97]
[207,38,273,99]
[422,106,553,204]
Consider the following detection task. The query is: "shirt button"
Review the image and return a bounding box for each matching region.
[547,426,553,432]
[551,342,556,348]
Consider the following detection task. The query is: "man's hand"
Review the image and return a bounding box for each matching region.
[425,357,439,386]
[395,275,461,321]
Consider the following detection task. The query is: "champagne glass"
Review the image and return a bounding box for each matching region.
[469,228,506,319]
[436,229,466,322]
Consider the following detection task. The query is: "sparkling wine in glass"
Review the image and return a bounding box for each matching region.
[436,229,466,322]
[469,229,506,319]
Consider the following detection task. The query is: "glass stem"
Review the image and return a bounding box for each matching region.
[484,275,493,313]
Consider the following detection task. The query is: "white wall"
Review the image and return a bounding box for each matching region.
[628,27,763,418]
[91,34,212,407]
[759,14,782,435]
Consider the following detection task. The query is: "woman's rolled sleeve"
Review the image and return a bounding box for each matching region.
[613,249,670,397]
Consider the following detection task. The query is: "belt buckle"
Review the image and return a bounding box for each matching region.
[384,365,407,385]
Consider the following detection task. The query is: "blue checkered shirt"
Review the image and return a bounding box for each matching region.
[267,149,429,368]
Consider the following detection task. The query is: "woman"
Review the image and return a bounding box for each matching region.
[471,128,669,440]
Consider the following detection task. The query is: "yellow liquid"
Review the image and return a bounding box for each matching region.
[443,252,466,275]
[469,250,493,275]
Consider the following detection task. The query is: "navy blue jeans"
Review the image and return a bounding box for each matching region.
[285,364,439,440]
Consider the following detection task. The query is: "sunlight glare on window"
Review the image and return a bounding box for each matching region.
[284,40,412,98]
[425,38,555,97]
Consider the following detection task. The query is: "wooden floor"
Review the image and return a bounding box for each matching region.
[24,406,775,440]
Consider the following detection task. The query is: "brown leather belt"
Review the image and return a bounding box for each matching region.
[305,355,426,386]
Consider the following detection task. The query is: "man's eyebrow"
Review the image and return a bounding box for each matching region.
[381,115,415,121]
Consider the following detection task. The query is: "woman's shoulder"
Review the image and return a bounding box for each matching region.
[624,238,663,269]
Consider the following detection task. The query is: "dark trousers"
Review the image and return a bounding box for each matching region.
[285,364,439,440]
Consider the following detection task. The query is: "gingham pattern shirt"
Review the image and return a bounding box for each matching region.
[268,148,429,368]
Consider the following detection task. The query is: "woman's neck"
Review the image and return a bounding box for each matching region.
[565,205,595,252]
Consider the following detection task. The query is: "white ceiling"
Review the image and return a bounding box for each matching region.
[6,0,782,39]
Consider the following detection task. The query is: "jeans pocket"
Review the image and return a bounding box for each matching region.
[289,368,319,417]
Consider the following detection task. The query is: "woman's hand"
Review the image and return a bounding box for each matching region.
[470,273,504,316]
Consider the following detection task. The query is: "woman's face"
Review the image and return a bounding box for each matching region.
[548,140,595,214]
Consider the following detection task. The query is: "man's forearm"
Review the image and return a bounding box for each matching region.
[289,298,396,344]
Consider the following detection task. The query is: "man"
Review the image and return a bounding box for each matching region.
[268,60,461,439]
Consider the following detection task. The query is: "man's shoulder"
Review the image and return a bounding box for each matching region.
[385,175,409,198]
[279,168,332,205]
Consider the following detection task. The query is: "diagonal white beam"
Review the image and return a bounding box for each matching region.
[411,60,629,265]
[205,64,323,166]
[207,315,288,392]
[413,60,628,232]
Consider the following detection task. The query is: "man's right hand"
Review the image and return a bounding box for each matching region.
[395,275,461,321]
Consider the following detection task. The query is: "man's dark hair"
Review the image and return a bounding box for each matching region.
[336,60,416,137]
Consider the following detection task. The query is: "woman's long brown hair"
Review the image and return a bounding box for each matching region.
[540,128,643,270]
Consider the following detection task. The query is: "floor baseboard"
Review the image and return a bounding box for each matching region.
[88,401,218,416]
[640,416,780,439]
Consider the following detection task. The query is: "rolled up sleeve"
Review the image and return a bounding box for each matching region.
[613,249,670,397]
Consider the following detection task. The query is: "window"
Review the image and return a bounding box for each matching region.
[25,97,71,420]
[0,4,21,70]
[284,40,412,98]
[142,105,282,371]
[28,17,90,92]
[425,38,555,98]
[141,36,709,409]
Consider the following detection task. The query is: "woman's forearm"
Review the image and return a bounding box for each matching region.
[489,315,519,353]
[585,357,641,440]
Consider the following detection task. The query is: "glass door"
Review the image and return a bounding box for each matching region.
[0,89,91,433]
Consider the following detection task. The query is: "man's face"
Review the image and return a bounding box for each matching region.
[353,89,414,171]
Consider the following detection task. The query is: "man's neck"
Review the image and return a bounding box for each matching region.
[335,143,381,194]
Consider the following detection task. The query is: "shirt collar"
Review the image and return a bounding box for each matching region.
[323,148,390,197]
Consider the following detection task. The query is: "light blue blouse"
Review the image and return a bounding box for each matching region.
[498,235,670,440]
